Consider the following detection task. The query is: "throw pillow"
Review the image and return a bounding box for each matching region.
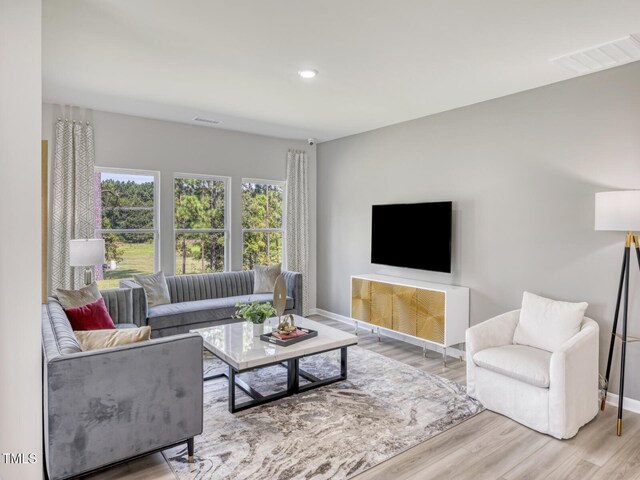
[74,326,151,351]
[513,292,588,352]
[55,282,101,309]
[64,297,117,331]
[253,263,282,293]
[133,271,171,307]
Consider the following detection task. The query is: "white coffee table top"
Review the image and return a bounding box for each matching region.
[191,315,358,371]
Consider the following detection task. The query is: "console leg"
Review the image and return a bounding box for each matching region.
[443,347,447,367]
[354,321,359,336]
[377,327,381,342]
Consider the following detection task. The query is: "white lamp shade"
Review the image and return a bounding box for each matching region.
[69,239,105,266]
[595,191,640,231]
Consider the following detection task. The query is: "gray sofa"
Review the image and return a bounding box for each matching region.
[121,270,303,337]
[42,288,203,480]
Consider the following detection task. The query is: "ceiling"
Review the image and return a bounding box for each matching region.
[43,1,640,142]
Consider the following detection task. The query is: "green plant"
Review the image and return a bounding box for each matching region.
[234,301,276,324]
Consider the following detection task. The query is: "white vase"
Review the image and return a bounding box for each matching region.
[252,323,264,337]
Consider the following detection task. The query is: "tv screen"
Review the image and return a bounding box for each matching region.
[371,201,452,273]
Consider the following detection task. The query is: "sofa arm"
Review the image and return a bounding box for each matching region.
[119,279,148,326]
[44,334,203,480]
[465,310,520,399]
[282,271,303,316]
[465,310,520,359]
[548,318,599,438]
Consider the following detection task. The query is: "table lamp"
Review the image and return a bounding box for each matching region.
[69,239,105,285]
[595,190,640,436]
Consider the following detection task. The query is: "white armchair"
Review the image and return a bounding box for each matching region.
[466,309,599,439]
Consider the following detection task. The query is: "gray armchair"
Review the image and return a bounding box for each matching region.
[42,288,203,480]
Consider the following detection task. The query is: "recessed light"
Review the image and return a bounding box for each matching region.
[298,69,318,79]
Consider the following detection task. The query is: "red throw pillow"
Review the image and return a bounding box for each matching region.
[64,297,116,331]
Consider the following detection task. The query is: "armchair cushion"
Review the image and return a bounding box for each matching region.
[513,292,588,352]
[473,344,551,388]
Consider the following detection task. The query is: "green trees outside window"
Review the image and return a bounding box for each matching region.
[174,176,228,275]
[95,169,158,289]
[242,181,285,270]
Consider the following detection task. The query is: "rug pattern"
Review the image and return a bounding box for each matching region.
[164,346,482,480]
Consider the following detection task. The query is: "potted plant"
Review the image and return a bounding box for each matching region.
[234,301,277,336]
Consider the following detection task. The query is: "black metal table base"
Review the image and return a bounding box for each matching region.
[204,346,349,413]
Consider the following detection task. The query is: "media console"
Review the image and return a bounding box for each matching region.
[350,274,469,364]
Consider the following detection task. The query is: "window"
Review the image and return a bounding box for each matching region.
[95,168,159,289]
[242,179,285,270]
[174,174,229,275]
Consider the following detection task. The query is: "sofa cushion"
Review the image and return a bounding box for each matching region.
[473,344,551,388]
[165,271,254,303]
[74,326,151,351]
[513,292,588,353]
[147,294,293,330]
[134,271,171,307]
[64,297,117,331]
[254,264,281,293]
[55,282,101,309]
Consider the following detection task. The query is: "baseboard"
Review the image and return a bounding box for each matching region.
[310,308,464,359]
[606,392,640,415]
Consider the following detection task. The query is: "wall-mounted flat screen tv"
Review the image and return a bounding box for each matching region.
[371,201,452,273]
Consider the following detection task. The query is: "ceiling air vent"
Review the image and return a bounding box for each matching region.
[193,117,221,125]
[551,35,640,74]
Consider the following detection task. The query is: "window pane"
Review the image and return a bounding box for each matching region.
[175,232,225,275]
[97,172,155,230]
[174,178,226,230]
[242,183,284,229]
[96,233,155,289]
[243,232,283,270]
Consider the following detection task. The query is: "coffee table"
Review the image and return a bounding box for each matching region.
[191,316,358,413]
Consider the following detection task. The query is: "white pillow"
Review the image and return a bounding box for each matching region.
[253,263,282,293]
[513,292,588,352]
[133,271,171,307]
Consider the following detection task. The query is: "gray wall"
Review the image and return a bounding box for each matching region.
[0,1,43,478]
[42,104,317,309]
[317,62,640,400]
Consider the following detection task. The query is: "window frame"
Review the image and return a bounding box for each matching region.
[173,172,231,274]
[94,165,161,280]
[241,177,287,270]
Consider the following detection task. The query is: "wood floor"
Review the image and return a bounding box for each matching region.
[86,314,640,480]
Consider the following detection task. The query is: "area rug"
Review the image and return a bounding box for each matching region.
[163,346,483,480]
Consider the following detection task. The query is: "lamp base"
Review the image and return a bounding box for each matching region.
[83,267,95,285]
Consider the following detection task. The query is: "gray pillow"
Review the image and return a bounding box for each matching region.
[55,282,101,309]
[253,264,282,294]
[133,271,171,308]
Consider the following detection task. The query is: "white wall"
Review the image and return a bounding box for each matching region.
[0,0,43,479]
[41,105,317,309]
[317,62,640,400]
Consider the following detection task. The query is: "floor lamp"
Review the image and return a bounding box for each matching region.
[596,190,640,436]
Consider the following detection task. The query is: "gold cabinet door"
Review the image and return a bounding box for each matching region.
[416,289,445,344]
[351,278,371,322]
[370,281,393,328]
[393,286,417,336]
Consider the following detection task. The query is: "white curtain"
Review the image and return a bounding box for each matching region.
[286,149,310,316]
[50,120,96,291]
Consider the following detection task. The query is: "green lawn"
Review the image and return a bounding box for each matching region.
[97,243,154,289]
[174,252,218,275]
